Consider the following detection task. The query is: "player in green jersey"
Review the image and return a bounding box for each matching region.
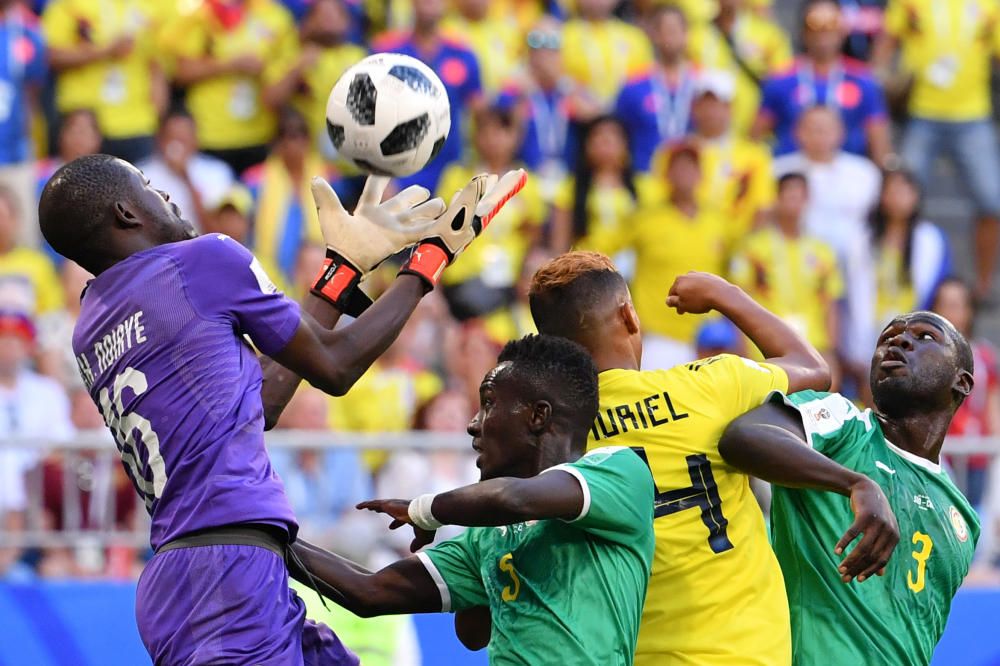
[720,311,980,665]
[289,334,656,666]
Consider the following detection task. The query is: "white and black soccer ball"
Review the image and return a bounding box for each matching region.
[325,53,451,177]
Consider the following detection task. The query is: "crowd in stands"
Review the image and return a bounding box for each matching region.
[1,0,1000,585]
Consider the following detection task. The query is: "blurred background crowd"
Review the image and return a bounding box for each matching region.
[2,0,1000,612]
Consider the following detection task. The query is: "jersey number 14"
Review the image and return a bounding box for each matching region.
[632,448,734,554]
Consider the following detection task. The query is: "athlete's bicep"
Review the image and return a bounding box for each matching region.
[268,312,350,396]
[365,557,448,615]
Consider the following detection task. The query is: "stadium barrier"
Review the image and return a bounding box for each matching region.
[0,432,998,665]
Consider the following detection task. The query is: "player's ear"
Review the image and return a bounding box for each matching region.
[113,200,141,229]
[953,369,974,401]
[528,400,552,434]
[620,302,641,336]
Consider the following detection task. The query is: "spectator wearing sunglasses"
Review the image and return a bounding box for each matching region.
[754,0,890,164]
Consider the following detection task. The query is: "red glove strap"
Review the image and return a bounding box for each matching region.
[399,242,450,289]
[311,256,361,309]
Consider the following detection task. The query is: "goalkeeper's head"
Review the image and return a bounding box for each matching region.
[528,251,643,370]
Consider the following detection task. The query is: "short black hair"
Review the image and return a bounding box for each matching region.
[529,251,628,342]
[497,334,600,449]
[39,154,133,266]
[777,172,808,194]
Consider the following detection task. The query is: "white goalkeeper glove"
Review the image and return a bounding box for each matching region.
[309,175,446,315]
[398,169,528,290]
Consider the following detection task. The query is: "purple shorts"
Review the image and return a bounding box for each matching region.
[136,544,359,666]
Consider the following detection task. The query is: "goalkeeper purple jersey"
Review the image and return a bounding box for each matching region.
[71,234,302,550]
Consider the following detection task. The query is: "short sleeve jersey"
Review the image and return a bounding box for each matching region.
[769,390,980,666]
[420,447,655,666]
[72,234,302,549]
[590,355,791,665]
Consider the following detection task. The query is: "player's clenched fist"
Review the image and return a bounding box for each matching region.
[399,169,528,290]
[309,175,447,315]
[666,271,736,314]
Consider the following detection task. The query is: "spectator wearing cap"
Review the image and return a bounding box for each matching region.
[262,0,367,160]
[243,106,343,285]
[873,0,1000,300]
[560,0,652,111]
[42,0,169,165]
[653,70,775,248]
[0,184,62,317]
[694,318,743,359]
[687,0,791,137]
[772,105,881,261]
[754,0,890,163]
[598,143,729,369]
[164,0,296,176]
[138,106,235,233]
[731,172,843,378]
[614,5,698,173]
[442,0,521,96]
[372,0,483,191]
[0,1,46,248]
[0,308,74,579]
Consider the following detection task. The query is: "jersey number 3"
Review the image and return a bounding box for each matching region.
[907,531,933,593]
[97,368,167,511]
[632,448,734,553]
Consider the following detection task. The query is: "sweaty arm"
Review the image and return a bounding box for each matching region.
[719,401,899,582]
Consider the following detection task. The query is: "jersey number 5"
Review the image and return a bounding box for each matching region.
[907,531,933,593]
[499,553,521,602]
[632,448,734,554]
[97,368,167,511]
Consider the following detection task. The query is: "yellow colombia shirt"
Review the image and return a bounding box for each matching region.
[165,0,295,150]
[0,247,64,315]
[884,0,1000,121]
[589,355,791,666]
[561,17,653,108]
[42,0,168,139]
[441,13,521,95]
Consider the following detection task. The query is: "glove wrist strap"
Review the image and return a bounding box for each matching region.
[310,249,370,315]
[398,242,450,291]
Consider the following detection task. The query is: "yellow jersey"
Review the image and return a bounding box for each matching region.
[884,0,1000,121]
[561,18,653,109]
[437,164,545,288]
[0,247,64,315]
[42,0,168,138]
[441,14,521,95]
[731,228,843,352]
[164,0,296,150]
[687,13,791,136]
[590,355,791,665]
[263,41,368,147]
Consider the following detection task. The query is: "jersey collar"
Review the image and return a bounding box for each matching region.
[883,438,944,475]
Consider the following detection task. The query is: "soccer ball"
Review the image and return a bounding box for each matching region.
[326,53,451,177]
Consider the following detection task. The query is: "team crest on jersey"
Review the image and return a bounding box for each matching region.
[949,506,969,542]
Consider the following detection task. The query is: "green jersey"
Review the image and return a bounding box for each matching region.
[419,446,655,666]
[769,390,980,666]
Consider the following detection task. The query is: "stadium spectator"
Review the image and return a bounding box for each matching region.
[838,0,887,61]
[654,70,774,245]
[615,4,697,173]
[262,0,367,159]
[873,0,1000,300]
[0,184,62,316]
[693,317,744,358]
[772,105,880,261]
[560,0,653,111]
[35,108,101,208]
[732,172,843,379]
[933,277,1000,507]
[243,106,338,284]
[138,106,235,232]
[442,0,520,96]
[502,17,577,201]
[754,0,890,162]
[166,0,296,175]
[0,1,46,248]
[0,309,73,578]
[687,0,791,136]
[372,0,483,191]
[36,258,89,388]
[437,105,545,321]
[480,245,549,345]
[551,115,641,255]
[42,0,167,165]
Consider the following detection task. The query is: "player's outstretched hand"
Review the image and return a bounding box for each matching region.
[358,499,436,553]
[666,271,733,314]
[399,169,528,290]
[834,477,900,583]
[309,175,446,314]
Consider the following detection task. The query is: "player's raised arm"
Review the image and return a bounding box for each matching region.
[667,271,830,392]
[260,171,526,427]
[718,400,899,583]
